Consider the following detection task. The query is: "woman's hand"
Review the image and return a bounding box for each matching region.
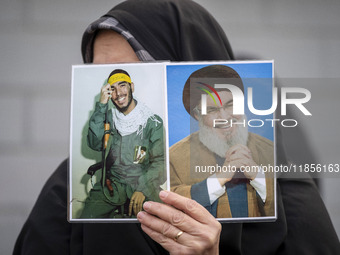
[137,191,221,255]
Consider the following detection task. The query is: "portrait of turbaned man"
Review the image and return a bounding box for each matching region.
[167,61,276,221]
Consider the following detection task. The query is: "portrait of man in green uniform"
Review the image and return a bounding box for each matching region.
[170,64,275,219]
[80,68,166,219]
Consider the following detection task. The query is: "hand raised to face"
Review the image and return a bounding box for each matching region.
[100,83,112,105]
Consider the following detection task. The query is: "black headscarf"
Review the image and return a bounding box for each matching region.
[81,0,234,62]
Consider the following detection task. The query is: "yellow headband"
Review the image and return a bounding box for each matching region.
[108,73,131,85]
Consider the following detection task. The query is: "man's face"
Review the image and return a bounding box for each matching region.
[197,91,244,140]
[110,80,134,113]
[195,90,248,158]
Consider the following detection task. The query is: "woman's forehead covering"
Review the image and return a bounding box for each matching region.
[81,0,234,62]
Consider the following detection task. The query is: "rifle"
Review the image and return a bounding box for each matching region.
[103,108,114,196]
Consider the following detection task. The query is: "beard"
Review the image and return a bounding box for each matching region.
[198,116,249,158]
[111,86,134,113]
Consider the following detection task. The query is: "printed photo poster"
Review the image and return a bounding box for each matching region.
[167,61,277,222]
[69,63,169,222]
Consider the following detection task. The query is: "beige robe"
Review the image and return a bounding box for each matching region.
[170,132,275,218]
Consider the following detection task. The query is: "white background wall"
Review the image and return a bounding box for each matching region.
[0,0,339,253]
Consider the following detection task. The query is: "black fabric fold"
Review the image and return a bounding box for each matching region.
[81,0,233,63]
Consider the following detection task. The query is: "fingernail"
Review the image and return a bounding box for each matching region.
[159,190,169,199]
[143,202,151,210]
[137,211,145,220]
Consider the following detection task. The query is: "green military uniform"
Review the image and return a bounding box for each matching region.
[81,101,165,218]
